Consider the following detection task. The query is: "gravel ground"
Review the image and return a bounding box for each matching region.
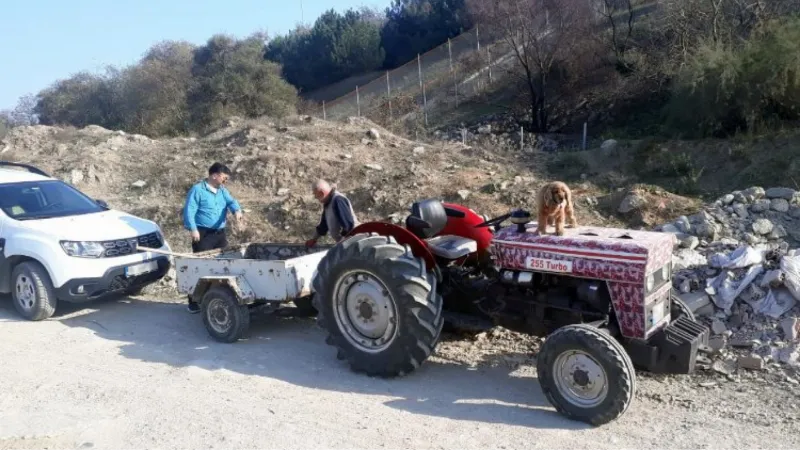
[1,295,799,450]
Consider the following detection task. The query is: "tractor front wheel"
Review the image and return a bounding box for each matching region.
[536,324,635,426]
[312,233,443,377]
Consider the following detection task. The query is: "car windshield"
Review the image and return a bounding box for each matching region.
[0,180,105,221]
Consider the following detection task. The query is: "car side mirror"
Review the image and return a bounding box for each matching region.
[96,199,109,208]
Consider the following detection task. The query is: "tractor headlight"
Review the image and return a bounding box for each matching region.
[661,264,670,282]
[646,273,655,292]
[60,240,105,258]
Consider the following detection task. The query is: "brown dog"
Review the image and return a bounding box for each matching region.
[536,181,577,236]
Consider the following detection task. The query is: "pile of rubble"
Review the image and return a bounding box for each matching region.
[656,186,800,372]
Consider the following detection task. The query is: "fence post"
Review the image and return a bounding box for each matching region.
[520,126,524,151]
[582,122,588,150]
[448,38,458,108]
[356,85,361,117]
[418,54,428,127]
[386,71,392,122]
[487,47,493,84]
[476,26,480,51]
[322,101,326,120]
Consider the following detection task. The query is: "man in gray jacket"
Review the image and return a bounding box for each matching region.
[305,179,360,247]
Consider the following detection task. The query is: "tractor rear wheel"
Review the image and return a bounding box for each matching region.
[536,324,636,426]
[312,233,443,377]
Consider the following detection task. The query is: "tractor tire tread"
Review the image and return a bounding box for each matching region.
[537,323,635,426]
[312,233,443,378]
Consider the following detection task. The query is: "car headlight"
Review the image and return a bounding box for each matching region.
[60,241,105,258]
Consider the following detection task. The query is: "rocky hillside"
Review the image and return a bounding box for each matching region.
[0,115,625,253]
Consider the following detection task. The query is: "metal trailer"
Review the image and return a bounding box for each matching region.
[147,242,333,343]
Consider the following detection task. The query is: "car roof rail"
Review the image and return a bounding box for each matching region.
[0,161,51,178]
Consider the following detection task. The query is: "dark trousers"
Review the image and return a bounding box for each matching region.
[191,227,228,253]
[188,227,227,307]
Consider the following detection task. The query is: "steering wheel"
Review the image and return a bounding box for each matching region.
[476,212,512,228]
[476,208,532,229]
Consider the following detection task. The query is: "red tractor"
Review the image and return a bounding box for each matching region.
[311,199,709,426]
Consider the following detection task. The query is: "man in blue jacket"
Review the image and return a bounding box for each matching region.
[183,162,245,312]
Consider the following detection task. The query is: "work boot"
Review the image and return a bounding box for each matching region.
[187,301,200,314]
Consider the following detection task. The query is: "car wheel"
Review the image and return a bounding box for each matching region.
[11,261,58,321]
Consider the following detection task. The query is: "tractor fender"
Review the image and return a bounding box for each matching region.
[348,222,437,272]
[191,275,255,305]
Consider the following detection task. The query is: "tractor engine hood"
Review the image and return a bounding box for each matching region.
[490,224,676,278]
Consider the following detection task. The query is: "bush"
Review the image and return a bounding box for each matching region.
[664,17,800,138]
[33,35,298,137]
[189,34,298,132]
[265,8,386,92]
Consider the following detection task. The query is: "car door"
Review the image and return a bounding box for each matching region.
[0,207,6,246]
[0,208,7,294]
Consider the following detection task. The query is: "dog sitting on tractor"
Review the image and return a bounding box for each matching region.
[311,198,709,426]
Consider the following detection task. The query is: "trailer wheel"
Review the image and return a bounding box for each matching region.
[537,324,635,426]
[312,233,443,377]
[670,292,695,321]
[201,285,250,343]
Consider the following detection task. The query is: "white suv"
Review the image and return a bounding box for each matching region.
[0,162,172,321]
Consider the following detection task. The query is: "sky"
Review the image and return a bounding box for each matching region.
[0,0,384,110]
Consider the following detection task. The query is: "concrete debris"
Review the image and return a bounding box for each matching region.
[711,319,728,335]
[659,186,800,369]
[738,355,765,370]
[781,317,799,341]
[433,113,568,153]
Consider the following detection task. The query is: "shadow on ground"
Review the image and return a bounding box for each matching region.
[0,295,589,431]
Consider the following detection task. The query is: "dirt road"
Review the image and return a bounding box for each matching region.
[1,296,798,450]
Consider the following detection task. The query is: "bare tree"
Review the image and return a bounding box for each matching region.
[467,0,594,131]
[660,0,800,62]
[593,0,636,70]
[2,94,39,127]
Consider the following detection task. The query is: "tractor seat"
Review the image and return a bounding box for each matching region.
[406,198,448,239]
[425,235,478,260]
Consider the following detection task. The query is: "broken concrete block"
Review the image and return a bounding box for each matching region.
[708,336,726,353]
[781,317,799,341]
[738,355,765,370]
[711,319,727,335]
[678,291,713,315]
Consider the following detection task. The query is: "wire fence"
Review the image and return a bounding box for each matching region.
[304,26,521,132]
[301,2,657,141]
